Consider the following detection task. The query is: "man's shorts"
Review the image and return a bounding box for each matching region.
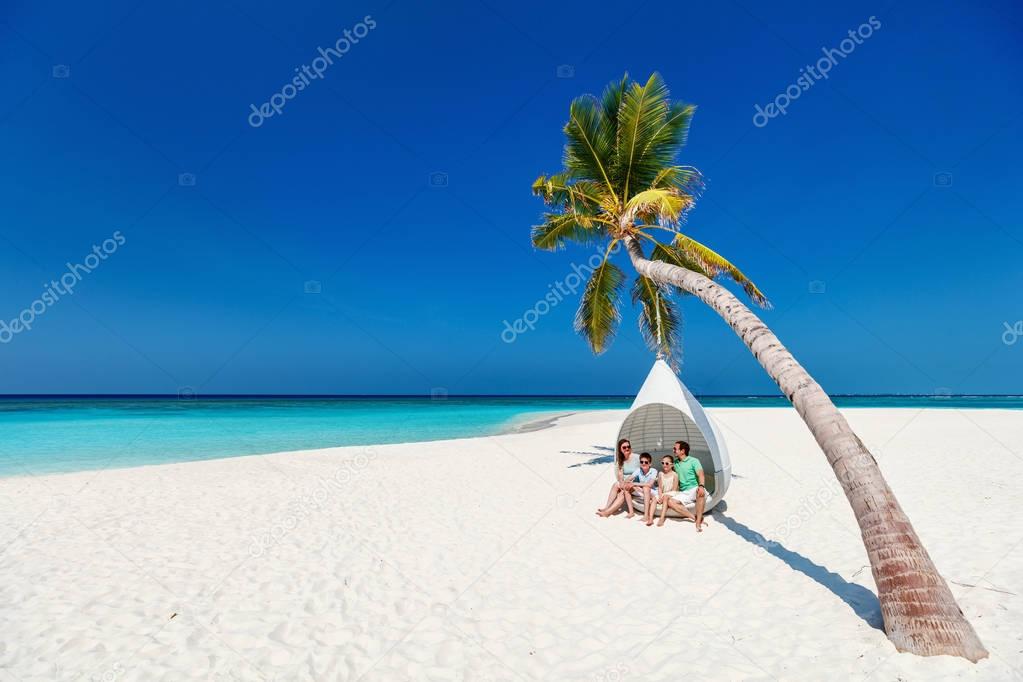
[670,487,702,505]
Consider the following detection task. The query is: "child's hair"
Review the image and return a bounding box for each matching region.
[639,452,652,463]
[615,439,631,467]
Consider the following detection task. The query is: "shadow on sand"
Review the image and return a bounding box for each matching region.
[564,445,615,468]
[715,512,884,631]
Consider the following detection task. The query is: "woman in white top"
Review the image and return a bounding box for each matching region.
[597,439,640,517]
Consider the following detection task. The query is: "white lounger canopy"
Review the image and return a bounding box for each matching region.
[616,359,731,513]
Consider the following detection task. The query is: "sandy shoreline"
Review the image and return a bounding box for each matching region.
[1,407,1021,680]
[500,409,624,434]
[497,410,578,435]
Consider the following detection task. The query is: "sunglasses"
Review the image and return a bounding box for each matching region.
[621,445,632,450]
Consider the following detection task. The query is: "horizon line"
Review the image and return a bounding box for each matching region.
[0,393,1020,399]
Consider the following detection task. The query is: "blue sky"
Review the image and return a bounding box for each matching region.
[1,0,1021,395]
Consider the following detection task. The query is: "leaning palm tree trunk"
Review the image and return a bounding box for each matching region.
[624,236,987,661]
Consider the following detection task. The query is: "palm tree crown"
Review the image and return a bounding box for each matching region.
[532,72,769,363]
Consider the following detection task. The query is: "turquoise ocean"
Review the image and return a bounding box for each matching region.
[2,395,1020,477]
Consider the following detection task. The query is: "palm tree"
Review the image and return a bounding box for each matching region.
[531,72,987,661]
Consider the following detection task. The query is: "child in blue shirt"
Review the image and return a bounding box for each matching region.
[598,452,656,521]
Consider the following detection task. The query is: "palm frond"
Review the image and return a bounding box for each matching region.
[574,260,626,354]
[649,240,708,278]
[673,234,771,308]
[633,102,697,190]
[631,275,680,361]
[624,188,691,227]
[650,165,705,196]
[599,74,629,154]
[531,174,612,215]
[614,73,670,200]
[531,173,568,205]
[531,213,605,251]
[564,96,617,200]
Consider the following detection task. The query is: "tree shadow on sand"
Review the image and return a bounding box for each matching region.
[715,513,884,630]
[564,445,615,468]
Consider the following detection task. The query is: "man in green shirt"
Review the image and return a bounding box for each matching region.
[671,440,707,532]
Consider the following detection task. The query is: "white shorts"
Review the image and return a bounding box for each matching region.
[670,488,701,505]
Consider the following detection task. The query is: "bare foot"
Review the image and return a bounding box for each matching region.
[597,510,610,518]
[696,522,703,532]
[656,519,665,527]
[626,512,635,519]
[645,519,653,526]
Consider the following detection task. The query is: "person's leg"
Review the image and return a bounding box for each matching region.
[644,490,655,526]
[624,485,636,518]
[598,491,625,517]
[666,497,696,523]
[598,481,621,512]
[694,487,706,531]
[596,493,610,516]
[657,494,670,526]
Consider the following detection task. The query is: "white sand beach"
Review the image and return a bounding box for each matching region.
[1,407,1022,681]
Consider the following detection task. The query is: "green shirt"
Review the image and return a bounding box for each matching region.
[674,456,703,491]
